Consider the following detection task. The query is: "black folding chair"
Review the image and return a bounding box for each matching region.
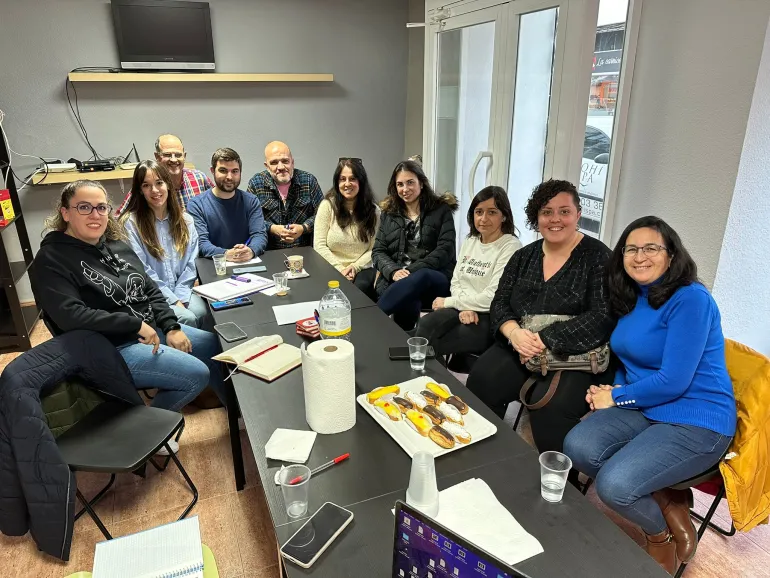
[54,400,196,540]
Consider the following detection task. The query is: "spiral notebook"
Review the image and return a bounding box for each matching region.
[92,516,203,578]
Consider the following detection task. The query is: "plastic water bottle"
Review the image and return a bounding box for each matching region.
[318,280,352,341]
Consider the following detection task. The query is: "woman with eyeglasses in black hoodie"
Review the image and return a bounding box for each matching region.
[29,180,225,451]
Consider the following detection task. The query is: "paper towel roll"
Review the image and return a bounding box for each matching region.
[302,339,356,434]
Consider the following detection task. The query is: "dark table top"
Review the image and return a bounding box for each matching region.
[275,458,669,578]
[227,306,533,528]
[196,246,374,326]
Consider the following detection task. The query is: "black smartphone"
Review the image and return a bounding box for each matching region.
[389,346,436,361]
[214,322,248,343]
[280,502,354,568]
[210,296,253,311]
[233,265,267,274]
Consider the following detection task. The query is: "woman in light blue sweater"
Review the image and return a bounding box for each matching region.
[564,216,735,575]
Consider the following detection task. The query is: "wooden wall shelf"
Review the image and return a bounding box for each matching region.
[68,72,334,83]
[32,163,197,186]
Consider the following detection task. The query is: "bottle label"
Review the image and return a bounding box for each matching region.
[320,314,351,337]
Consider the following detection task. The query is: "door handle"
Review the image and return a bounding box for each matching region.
[468,151,493,200]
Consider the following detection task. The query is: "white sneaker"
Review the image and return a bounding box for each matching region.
[156,439,179,456]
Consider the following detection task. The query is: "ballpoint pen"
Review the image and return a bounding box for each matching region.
[289,453,350,485]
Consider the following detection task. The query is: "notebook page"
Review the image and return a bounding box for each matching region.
[92,516,203,578]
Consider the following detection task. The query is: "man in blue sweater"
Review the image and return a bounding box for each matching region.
[188,148,268,261]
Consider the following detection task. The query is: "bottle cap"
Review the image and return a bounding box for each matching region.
[328,280,340,288]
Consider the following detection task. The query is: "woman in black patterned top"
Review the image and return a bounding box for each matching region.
[467,180,616,467]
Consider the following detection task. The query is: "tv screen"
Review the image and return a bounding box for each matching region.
[111,0,215,70]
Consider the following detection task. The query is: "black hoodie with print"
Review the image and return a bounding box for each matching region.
[29,231,180,347]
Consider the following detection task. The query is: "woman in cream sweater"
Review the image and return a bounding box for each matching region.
[416,186,521,357]
[314,158,380,299]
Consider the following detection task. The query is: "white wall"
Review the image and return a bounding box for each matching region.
[609,0,770,288]
[712,18,770,356]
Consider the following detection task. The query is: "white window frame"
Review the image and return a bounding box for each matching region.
[422,0,644,245]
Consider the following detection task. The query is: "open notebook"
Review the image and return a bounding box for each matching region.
[193,273,273,301]
[92,516,203,578]
[213,334,301,381]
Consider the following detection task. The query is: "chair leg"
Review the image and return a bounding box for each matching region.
[74,474,116,521]
[511,403,525,432]
[581,477,594,496]
[149,421,186,472]
[166,443,199,521]
[76,488,113,540]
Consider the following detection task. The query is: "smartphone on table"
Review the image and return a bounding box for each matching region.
[233,265,267,274]
[214,322,248,343]
[210,296,253,311]
[389,346,436,361]
[280,502,354,568]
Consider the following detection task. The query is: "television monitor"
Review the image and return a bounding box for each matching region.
[111,0,215,70]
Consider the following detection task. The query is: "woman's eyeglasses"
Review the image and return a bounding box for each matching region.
[621,243,667,257]
[70,202,112,216]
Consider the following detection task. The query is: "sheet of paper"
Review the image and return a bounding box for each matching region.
[225,255,263,267]
[272,301,319,325]
[393,478,543,566]
[259,285,279,297]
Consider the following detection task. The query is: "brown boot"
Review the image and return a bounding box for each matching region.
[644,529,677,575]
[653,488,697,562]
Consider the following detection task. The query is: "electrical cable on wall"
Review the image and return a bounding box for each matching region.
[0,109,51,190]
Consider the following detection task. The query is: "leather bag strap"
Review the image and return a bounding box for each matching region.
[519,370,563,410]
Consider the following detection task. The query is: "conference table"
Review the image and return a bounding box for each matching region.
[196,247,667,578]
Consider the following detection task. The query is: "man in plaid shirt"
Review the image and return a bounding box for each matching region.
[115,134,212,216]
[247,141,323,250]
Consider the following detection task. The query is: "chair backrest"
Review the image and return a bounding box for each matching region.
[41,379,106,439]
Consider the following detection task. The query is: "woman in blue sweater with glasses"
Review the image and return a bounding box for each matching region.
[564,216,735,575]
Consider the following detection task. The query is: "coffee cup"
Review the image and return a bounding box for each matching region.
[285,255,304,275]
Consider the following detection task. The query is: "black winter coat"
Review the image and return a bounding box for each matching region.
[372,193,458,296]
[0,330,141,560]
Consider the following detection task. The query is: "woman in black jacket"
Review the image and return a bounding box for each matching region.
[372,160,457,330]
[466,179,616,471]
[29,180,226,435]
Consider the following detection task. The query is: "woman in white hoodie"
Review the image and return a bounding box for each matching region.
[415,186,521,356]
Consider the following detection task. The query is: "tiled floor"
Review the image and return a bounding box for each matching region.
[1,328,768,577]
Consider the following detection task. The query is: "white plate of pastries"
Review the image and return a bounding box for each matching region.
[356,375,497,458]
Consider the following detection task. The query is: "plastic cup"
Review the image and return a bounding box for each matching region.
[278,464,311,518]
[539,451,572,503]
[213,254,227,276]
[273,272,289,296]
[407,337,428,372]
[405,451,439,517]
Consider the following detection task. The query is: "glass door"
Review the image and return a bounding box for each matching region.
[425,5,505,245]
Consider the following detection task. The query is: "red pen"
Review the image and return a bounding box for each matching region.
[243,344,279,364]
[289,453,350,485]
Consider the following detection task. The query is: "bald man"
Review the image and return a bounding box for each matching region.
[246,141,323,249]
[115,134,212,216]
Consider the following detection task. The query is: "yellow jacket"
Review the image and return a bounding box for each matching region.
[721,340,770,531]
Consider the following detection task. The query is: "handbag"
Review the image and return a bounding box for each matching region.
[517,314,610,410]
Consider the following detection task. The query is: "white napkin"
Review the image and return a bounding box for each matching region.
[264,428,317,463]
[395,478,543,566]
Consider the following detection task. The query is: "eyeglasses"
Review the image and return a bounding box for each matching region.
[621,243,668,257]
[159,152,185,160]
[339,157,363,164]
[69,202,112,216]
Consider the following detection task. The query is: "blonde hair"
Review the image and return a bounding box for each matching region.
[119,160,189,260]
[43,180,125,241]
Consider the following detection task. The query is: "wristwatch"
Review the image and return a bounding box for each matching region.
[165,323,182,334]
[301,223,308,235]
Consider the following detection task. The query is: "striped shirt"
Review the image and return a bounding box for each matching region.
[115,168,212,216]
[247,168,323,249]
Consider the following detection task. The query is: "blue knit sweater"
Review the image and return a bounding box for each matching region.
[610,282,736,436]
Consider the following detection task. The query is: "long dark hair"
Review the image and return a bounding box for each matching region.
[467,186,518,238]
[325,158,378,243]
[121,160,189,260]
[607,216,698,315]
[382,160,442,215]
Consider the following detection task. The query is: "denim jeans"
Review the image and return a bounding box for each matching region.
[117,325,225,412]
[172,293,213,331]
[564,407,732,534]
[378,268,451,330]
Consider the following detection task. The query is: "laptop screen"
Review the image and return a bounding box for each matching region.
[393,502,528,578]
